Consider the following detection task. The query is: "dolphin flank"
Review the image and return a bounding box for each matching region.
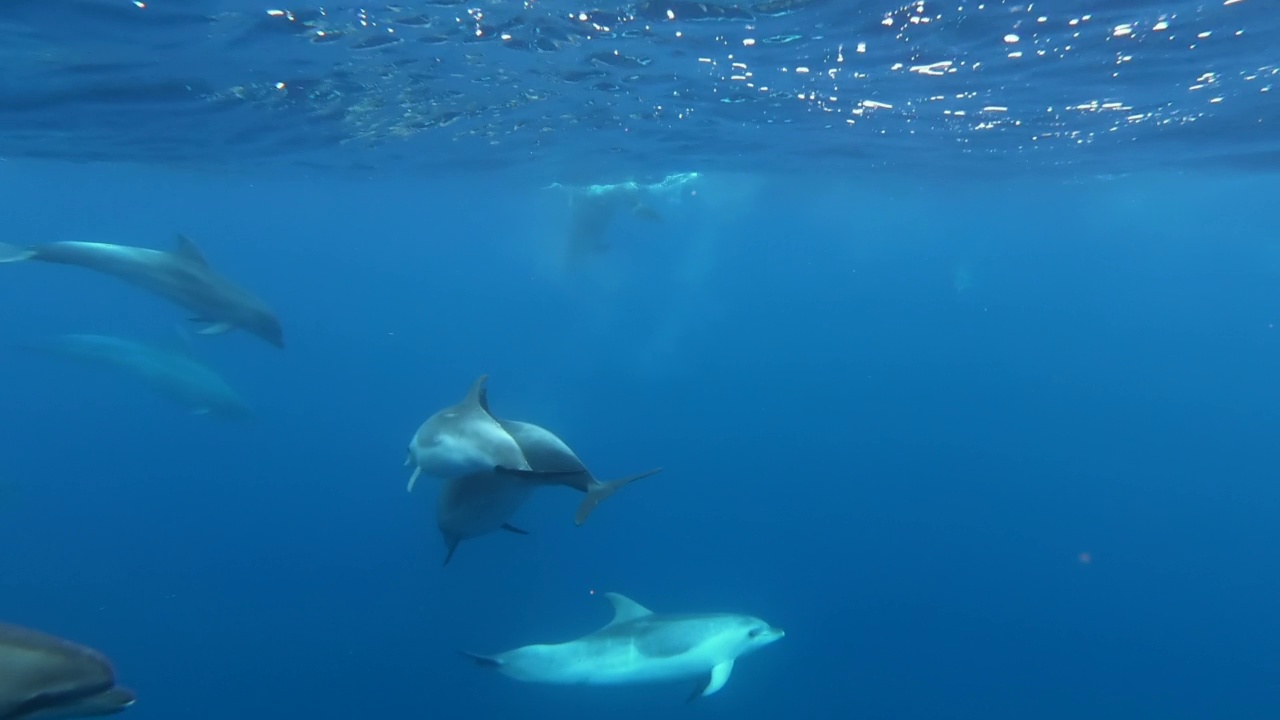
[0,622,136,720]
[0,235,284,348]
[463,592,784,701]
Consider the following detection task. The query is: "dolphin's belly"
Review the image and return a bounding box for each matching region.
[437,474,534,539]
[505,641,713,686]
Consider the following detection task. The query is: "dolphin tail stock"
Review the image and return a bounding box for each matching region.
[493,466,586,482]
[574,467,664,526]
[459,651,503,669]
[0,242,36,263]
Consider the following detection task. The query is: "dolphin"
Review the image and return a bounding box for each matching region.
[435,468,535,566]
[404,375,575,492]
[21,333,252,420]
[0,622,136,720]
[463,592,784,701]
[547,172,699,259]
[494,418,661,525]
[0,235,283,348]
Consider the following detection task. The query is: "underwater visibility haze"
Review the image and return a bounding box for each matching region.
[0,1,1278,719]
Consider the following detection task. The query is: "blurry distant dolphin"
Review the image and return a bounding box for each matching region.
[0,235,284,348]
[548,172,699,259]
[404,375,575,492]
[435,468,534,566]
[496,418,661,525]
[463,592,784,701]
[0,622,136,720]
[22,333,252,419]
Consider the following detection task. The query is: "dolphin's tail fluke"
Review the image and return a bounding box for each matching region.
[460,651,502,669]
[574,467,663,526]
[0,242,35,263]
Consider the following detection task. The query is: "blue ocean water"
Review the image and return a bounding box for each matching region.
[1,0,1278,718]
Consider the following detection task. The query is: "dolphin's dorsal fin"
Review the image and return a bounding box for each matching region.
[173,234,210,266]
[464,374,491,412]
[602,592,653,625]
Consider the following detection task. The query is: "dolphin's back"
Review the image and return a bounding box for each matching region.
[17,242,171,279]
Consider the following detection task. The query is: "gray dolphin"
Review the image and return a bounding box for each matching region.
[404,375,577,492]
[463,592,784,702]
[435,469,535,566]
[472,383,661,524]
[494,418,661,525]
[0,622,136,720]
[21,333,252,420]
[0,235,283,348]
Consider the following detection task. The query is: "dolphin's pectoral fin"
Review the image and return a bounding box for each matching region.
[500,522,529,535]
[687,660,735,702]
[575,467,663,526]
[173,234,211,266]
[195,322,234,336]
[460,651,502,669]
[0,242,36,263]
[406,466,422,492]
[442,539,460,566]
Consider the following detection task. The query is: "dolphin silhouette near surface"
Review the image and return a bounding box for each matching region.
[0,234,284,348]
[0,622,136,720]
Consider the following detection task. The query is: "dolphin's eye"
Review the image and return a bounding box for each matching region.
[748,628,762,638]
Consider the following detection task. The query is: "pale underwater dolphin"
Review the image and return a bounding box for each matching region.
[0,622,136,720]
[435,468,535,566]
[404,375,576,492]
[548,172,700,258]
[463,592,784,702]
[21,333,252,420]
[0,235,284,348]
